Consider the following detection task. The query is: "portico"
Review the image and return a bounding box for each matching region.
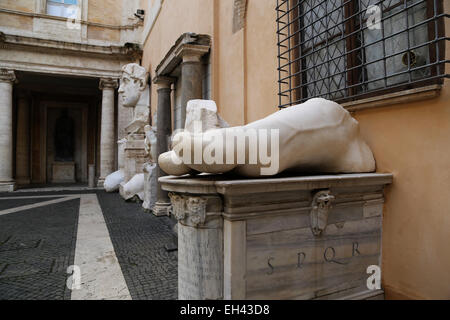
[0,33,141,190]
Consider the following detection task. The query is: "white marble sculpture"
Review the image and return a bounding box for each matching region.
[120,173,145,201]
[159,100,230,176]
[142,118,158,211]
[159,98,375,177]
[104,63,150,199]
[119,63,150,134]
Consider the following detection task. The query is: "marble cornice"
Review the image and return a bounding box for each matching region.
[155,33,211,77]
[0,32,142,60]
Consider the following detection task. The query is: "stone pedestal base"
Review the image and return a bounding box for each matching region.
[142,163,158,212]
[0,182,16,192]
[52,162,76,183]
[123,137,147,183]
[160,173,393,300]
[97,179,105,188]
[152,201,171,217]
[88,164,95,188]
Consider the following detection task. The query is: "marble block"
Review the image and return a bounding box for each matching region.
[160,173,393,300]
[52,162,76,183]
[142,162,158,212]
[123,136,147,183]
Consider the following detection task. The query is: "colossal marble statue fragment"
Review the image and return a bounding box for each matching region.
[104,63,150,197]
[159,100,230,176]
[119,63,150,134]
[159,98,375,177]
[142,119,158,211]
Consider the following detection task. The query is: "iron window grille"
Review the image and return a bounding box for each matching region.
[276,0,449,108]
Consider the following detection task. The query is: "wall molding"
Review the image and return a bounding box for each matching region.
[342,85,442,112]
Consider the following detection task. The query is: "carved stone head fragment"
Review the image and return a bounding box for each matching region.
[118,63,148,108]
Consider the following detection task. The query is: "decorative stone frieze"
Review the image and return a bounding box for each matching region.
[310,190,335,236]
[0,69,16,83]
[99,78,119,90]
[168,193,211,227]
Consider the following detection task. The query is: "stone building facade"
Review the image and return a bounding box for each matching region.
[0,0,147,188]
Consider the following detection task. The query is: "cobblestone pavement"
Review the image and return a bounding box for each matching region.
[0,190,177,300]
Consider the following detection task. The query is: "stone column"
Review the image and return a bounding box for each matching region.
[98,78,118,187]
[169,193,224,300]
[15,92,31,185]
[180,52,204,128]
[0,70,16,192]
[152,76,175,216]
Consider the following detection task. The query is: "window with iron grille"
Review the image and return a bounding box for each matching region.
[276,0,449,108]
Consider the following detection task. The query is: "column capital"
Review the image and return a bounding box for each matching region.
[153,75,176,89]
[0,69,16,84]
[99,78,119,90]
[175,44,210,63]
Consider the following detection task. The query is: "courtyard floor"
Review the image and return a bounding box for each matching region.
[0,189,177,300]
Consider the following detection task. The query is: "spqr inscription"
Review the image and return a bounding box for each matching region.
[267,241,361,275]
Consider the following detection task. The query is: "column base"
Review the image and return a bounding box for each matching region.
[97,178,105,188]
[152,201,171,217]
[0,182,16,192]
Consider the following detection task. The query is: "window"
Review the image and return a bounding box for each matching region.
[47,0,79,18]
[276,0,448,108]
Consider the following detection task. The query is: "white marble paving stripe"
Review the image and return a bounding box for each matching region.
[0,195,80,216]
[71,194,131,300]
[15,187,102,193]
[0,195,73,200]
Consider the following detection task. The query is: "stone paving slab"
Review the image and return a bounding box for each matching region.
[0,199,79,300]
[97,192,178,300]
[0,190,178,300]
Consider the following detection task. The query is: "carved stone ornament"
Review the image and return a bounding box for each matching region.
[187,197,208,227]
[0,69,16,83]
[169,194,208,227]
[99,78,119,90]
[310,190,335,236]
[169,193,186,221]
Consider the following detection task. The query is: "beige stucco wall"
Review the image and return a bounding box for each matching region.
[352,4,450,299]
[0,0,34,13]
[88,0,123,25]
[0,11,33,30]
[214,0,279,125]
[355,83,450,300]
[141,0,214,119]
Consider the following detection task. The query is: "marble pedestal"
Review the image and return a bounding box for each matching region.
[123,135,147,182]
[160,173,393,300]
[0,182,16,192]
[52,162,76,183]
[142,162,158,212]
